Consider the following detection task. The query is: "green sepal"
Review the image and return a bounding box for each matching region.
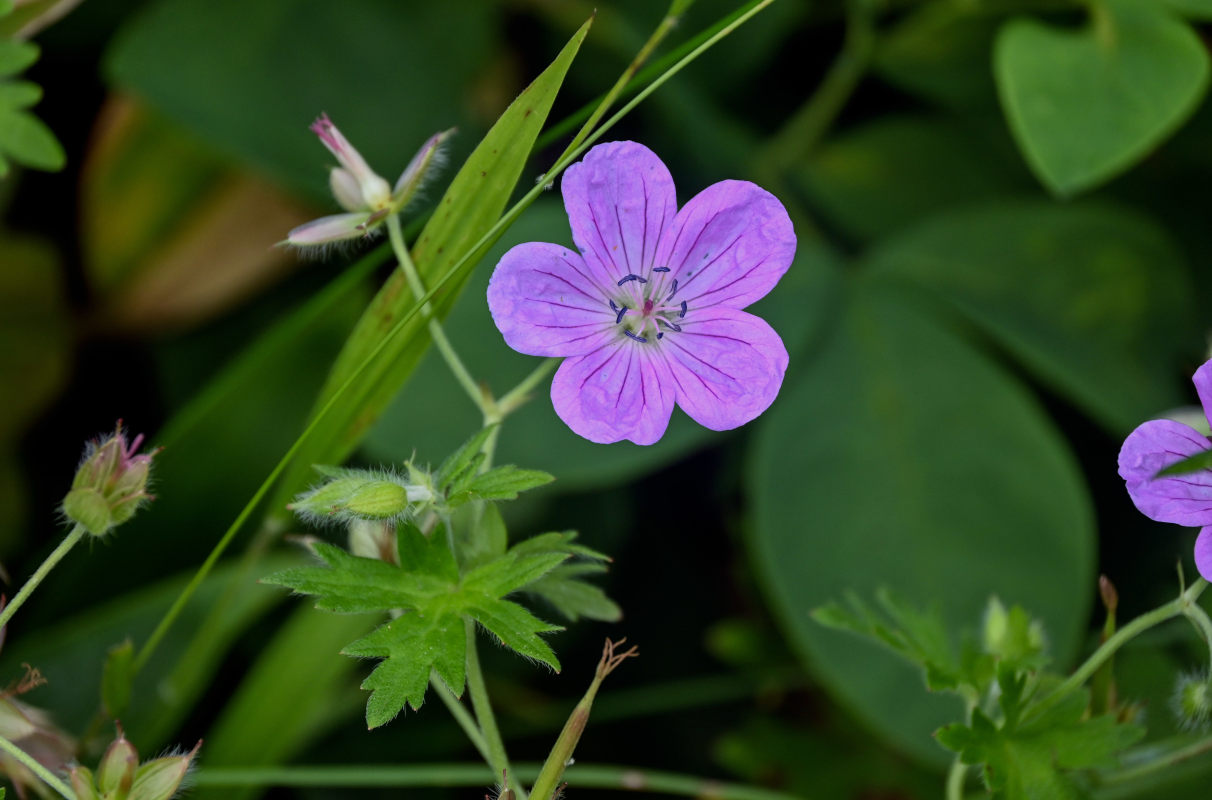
[102,638,136,719]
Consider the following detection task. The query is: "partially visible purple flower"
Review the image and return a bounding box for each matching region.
[285,114,452,248]
[487,141,795,445]
[1119,359,1212,580]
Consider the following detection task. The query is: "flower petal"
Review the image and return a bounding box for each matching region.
[393,129,454,206]
[285,212,374,246]
[1194,359,1212,430]
[562,141,676,287]
[661,306,788,431]
[551,343,675,445]
[1196,527,1212,581]
[487,242,617,357]
[1118,419,1212,526]
[330,167,364,212]
[654,179,795,310]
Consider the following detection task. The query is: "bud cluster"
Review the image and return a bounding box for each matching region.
[70,727,199,800]
[61,425,157,536]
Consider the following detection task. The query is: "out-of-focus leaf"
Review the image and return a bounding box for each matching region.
[0,0,84,38]
[747,282,1094,766]
[0,41,37,77]
[1163,0,1212,20]
[104,0,498,201]
[874,5,1001,109]
[80,96,314,331]
[193,604,374,800]
[0,557,297,744]
[0,108,63,171]
[864,201,1194,433]
[995,0,1209,195]
[268,19,591,517]
[100,639,134,719]
[800,115,1032,241]
[0,232,68,550]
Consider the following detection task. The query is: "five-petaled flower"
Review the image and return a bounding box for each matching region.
[285,113,451,248]
[1118,358,1212,581]
[487,141,795,445]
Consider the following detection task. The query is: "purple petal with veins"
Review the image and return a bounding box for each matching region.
[487,140,796,445]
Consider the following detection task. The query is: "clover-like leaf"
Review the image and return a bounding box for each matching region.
[263,523,572,727]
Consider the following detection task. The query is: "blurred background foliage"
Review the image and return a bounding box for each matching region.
[3,0,1212,797]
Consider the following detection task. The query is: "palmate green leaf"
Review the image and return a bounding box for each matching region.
[528,563,622,623]
[264,525,570,726]
[994,0,1209,195]
[266,18,592,521]
[448,465,555,507]
[937,681,1144,799]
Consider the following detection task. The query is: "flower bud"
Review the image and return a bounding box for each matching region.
[290,467,433,526]
[71,766,101,800]
[348,520,398,564]
[982,596,1046,665]
[96,728,138,799]
[63,425,157,536]
[129,741,200,800]
[1173,671,1212,731]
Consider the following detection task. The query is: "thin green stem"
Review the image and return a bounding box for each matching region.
[758,0,876,175]
[193,762,805,800]
[945,758,967,800]
[386,214,487,416]
[0,735,75,800]
[132,0,776,679]
[498,358,559,417]
[0,523,87,633]
[430,676,491,763]
[464,618,524,799]
[1098,733,1212,786]
[1182,598,1212,665]
[1026,579,1209,722]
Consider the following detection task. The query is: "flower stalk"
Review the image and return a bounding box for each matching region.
[0,733,75,800]
[0,522,86,633]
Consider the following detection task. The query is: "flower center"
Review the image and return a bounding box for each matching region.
[609,267,687,344]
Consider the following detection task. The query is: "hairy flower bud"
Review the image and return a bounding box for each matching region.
[62,425,157,536]
[290,467,433,526]
[129,742,200,800]
[97,728,138,799]
[1173,671,1212,731]
[73,731,200,800]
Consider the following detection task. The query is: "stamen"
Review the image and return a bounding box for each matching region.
[609,299,619,311]
[667,279,679,300]
[624,330,648,343]
[617,274,647,286]
[615,305,628,324]
[659,319,682,333]
[652,266,670,273]
[679,301,687,318]
[657,332,664,339]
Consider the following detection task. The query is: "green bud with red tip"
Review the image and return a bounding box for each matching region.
[62,424,158,536]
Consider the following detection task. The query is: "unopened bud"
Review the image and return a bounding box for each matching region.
[63,425,157,536]
[982,596,1046,664]
[71,767,101,800]
[290,467,432,526]
[129,741,200,800]
[1173,671,1212,731]
[96,728,138,798]
[349,520,398,564]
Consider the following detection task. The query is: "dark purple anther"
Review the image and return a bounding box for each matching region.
[609,299,619,311]
[624,329,648,343]
[657,332,664,339]
[617,274,647,286]
[667,279,679,300]
[661,320,682,333]
[615,305,628,324]
[652,266,670,273]
[679,301,687,318]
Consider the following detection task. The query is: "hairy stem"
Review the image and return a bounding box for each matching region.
[192,762,805,800]
[1027,579,1209,721]
[0,735,75,800]
[431,676,491,763]
[0,523,86,633]
[386,214,487,416]
[1099,733,1212,786]
[464,618,524,799]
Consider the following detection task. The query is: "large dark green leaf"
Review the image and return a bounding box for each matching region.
[105,0,497,200]
[994,0,1209,195]
[747,282,1094,766]
[863,201,1194,433]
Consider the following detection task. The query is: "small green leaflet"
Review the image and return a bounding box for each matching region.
[435,426,554,508]
[263,523,573,728]
[1155,448,1212,477]
[0,39,64,176]
[936,670,1144,799]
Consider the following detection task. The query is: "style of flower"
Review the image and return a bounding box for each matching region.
[1118,358,1212,580]
[487,141,795,445]
[285,113,451,248]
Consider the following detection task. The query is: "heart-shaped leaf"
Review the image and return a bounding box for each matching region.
[994,0,1209,195]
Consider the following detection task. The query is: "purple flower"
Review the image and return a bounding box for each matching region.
[1118,359,1212,580]
[487,141,795,445]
